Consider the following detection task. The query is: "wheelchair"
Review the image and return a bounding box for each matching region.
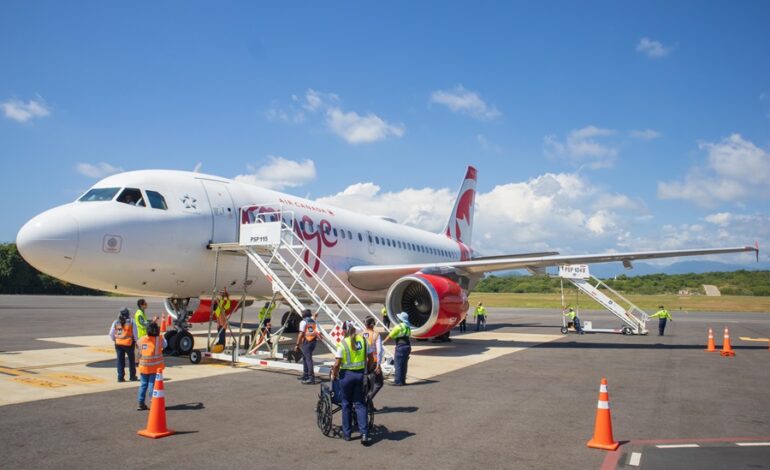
[316,378,374,437]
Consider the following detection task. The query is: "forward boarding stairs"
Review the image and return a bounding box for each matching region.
[210,207,394,374]
[560,265,649,335]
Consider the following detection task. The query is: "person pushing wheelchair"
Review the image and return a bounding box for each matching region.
[330,321,374,445]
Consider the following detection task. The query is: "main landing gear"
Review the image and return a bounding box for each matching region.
[163,298,198,356]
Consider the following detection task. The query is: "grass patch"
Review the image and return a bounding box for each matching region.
[468,293,770,313]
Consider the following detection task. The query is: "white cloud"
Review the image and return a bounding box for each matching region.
[76,162,124,178]
[430,85,501,120]
[636,37,672,59]
[326,108,405,144]
[704,212,732,226]
[658,134,770,206]
[234,156,316,190]
[477,134,502,153]
[2,97,50,123]
[630,129,661,140]
[267,89,403,145]
[544,125,618,169]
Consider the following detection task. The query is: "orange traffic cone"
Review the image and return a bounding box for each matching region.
[587,377,620,451]
[704,328,717,352]
[160,315,167,333]
[720,328,735,357]
[137,371,175,439]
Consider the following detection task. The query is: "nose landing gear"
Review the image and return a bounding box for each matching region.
[163,298,198,356]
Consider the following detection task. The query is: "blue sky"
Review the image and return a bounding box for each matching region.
[2,1,769,264]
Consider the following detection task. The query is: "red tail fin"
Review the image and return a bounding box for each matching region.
[442,166,477,249]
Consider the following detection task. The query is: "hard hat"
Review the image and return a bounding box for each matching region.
[397,312,410,323]
[119,308,130,319]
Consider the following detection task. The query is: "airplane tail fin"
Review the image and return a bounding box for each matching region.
[442,166,477,248]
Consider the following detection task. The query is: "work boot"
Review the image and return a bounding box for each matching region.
[117,378,125,383]
[129,376,138,382]
[137,403,148,411]
[361,434,371,446]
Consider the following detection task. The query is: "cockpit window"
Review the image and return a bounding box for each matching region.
[78,187,120,202]
[146,190,168,210]
[117,188,146,207]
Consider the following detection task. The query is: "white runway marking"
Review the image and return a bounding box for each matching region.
[736,442,770,446]
[656,444,700,448]
[628,452,642,466]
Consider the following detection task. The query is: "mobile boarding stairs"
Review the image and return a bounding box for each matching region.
[197,205,394,376]
[558,265,649,335]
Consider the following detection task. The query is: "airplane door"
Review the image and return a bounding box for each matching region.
[366,230,375,255]
[201,180,236,243]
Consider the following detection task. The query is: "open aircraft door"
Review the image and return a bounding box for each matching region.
[200,179,236,243]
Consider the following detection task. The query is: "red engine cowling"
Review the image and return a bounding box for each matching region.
[187,298,240,323]
[385,274,469,338]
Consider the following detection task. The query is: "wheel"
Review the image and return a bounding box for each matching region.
[622,327,632,336]
[281,310,301,333]
[176,330,195,356]
[163,330,178,354]
[316,390,333,436]
[189,350,202,364]
[560,326,568,335]
[367,406,374,430]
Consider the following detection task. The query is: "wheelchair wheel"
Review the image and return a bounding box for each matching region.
[316,389,333,436]
[368,406,374,430]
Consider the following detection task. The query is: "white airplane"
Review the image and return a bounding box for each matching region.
[17,166,757,353]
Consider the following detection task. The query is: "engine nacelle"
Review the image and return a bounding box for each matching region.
[385,274,469,338]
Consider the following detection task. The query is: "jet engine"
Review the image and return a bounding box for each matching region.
[385,274,469,338]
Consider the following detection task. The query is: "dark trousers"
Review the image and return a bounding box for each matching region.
[301,340,317,381]
[658,318,667,336]
[475,315,486,331]
[115,344,136,380]
[367,369,384,402]
[459,318,467,332]
[574,317,583,333]
[394,342,411,385]
[339,370,368,438]
[382,316,391,328]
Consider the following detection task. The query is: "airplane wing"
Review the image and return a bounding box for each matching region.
[347,245,758,291]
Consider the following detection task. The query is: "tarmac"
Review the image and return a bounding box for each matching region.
[1,295,769,469]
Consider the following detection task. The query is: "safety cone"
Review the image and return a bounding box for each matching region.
[704,328,717,352]
[587,377,620,451]
[160,315,167,333]
[720,328,735,357]
[137,371,175,439]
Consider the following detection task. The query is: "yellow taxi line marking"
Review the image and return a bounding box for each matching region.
[48,372,105,385]
[12,376,69,389]
[0,366,29,377]
[738,337,769,342]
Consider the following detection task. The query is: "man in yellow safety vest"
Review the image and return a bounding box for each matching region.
[331,322,374,445]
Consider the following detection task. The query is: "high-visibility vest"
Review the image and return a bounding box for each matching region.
[364,330,379,363]
[653,309,672,320]
[381,307,387,318]
[339,335,367,370]
[114,320,134,347]
[564,310,576,320]
[138,336,164,375]
[135,309,148,338]
[303,319,319,341]
[214,298,231,319]
[389,323,411,340]
[474,306,486,317]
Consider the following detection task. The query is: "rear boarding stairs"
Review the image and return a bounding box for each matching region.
[199,205,395,377]
[559,265,649,335]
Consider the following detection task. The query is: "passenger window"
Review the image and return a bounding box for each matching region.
[340,230,345,239]
[359,233,364,242]
[79,187,120,202]
[333,228,338,237]
[117,188,145,207]
[375,236,380,245]
[348,231,353,239]
[146,190,168,210]
[387,239,391,247]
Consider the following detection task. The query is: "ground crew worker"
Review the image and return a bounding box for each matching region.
[134,299,151,340]
[474,302,487,331]
[458,313,467,333]
[109,308,137,382]
[258,301,275,330]
[136,321,166,410]
[383,312,412,386]
[381,305,390,328]
[563,307,584,334]
[295,309,320,384]
[363,316,383,410]
[330,322,373,445]
[212,289,230,353]
[650,305,673,336]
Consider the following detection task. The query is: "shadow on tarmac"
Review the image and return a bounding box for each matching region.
[375,406,418,414]
[370,425,416,443]
[166,402,205,411]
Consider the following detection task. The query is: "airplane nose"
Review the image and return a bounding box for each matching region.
[16,209,79,277]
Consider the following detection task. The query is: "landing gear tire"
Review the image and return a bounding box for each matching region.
[176,331,195,356]
[189,350,202,364]
[281,311,301,333]
[163,330,178,354]
[560,326,569,334]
